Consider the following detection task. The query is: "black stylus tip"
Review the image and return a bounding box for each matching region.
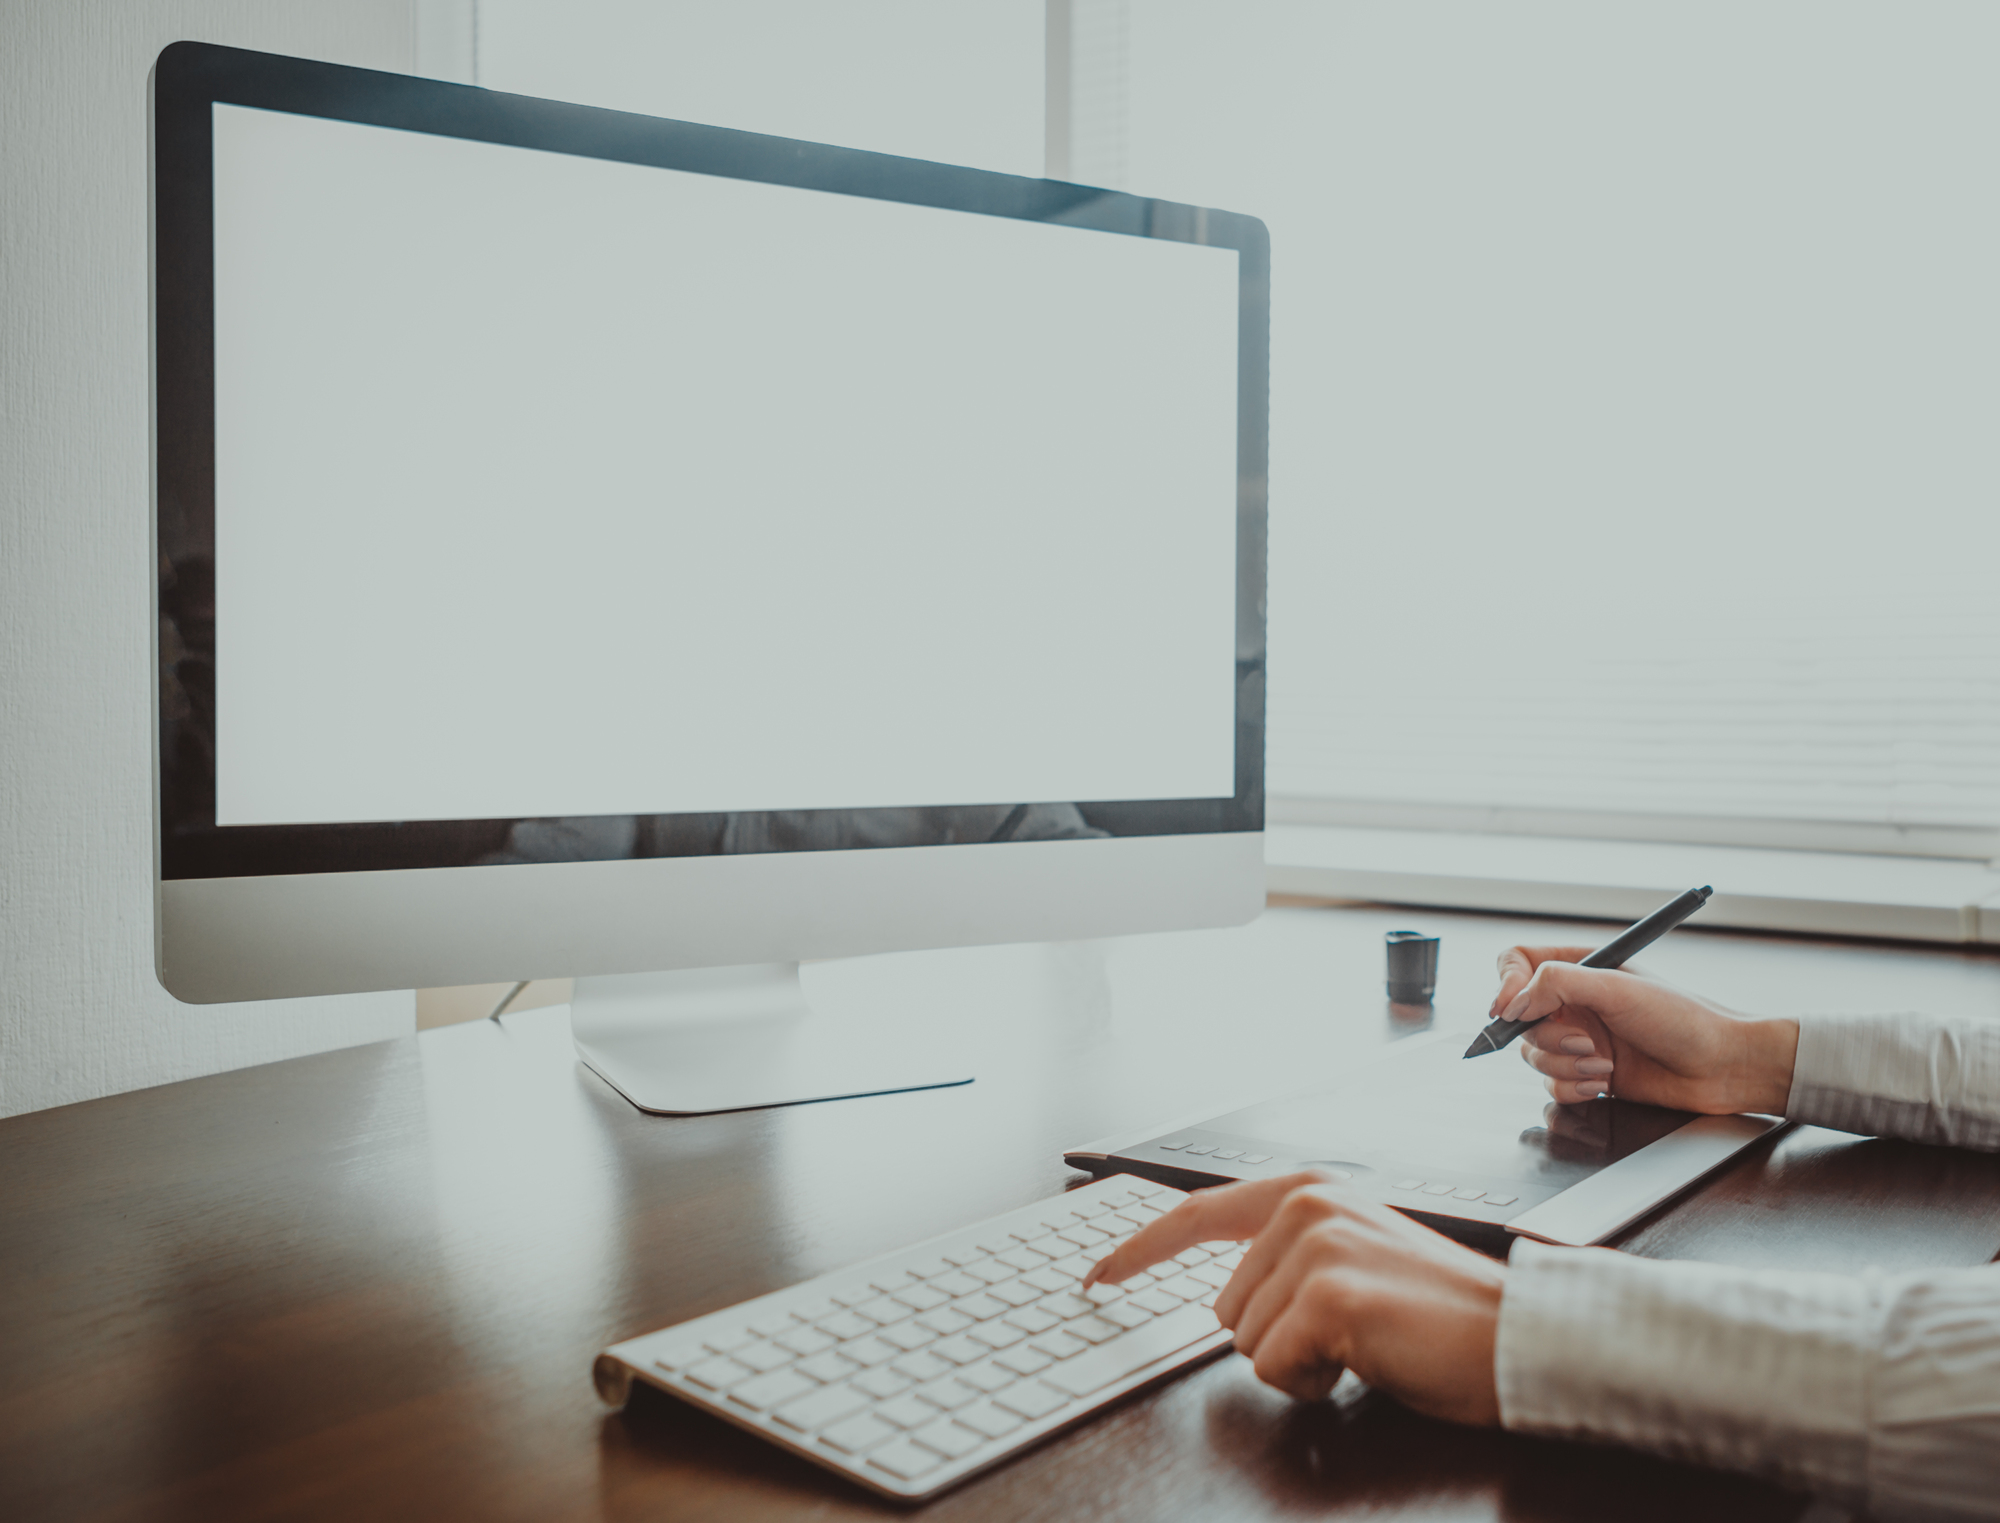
[1461,1030,1495,1059]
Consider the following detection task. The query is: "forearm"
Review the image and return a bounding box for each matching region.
[1495,1242,1871,1503]
[1496,1243,2000,1521]
[1786,1011,2000,1151]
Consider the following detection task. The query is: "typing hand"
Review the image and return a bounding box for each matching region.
[1082,1172,1504,1423]
[1490,945,1798,1115]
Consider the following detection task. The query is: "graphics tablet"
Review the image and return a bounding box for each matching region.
[1064,1034,1785,1247]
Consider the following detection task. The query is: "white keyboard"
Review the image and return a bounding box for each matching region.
[593,1174,1240,1501]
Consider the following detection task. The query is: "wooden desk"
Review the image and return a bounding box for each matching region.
[8,904,2000,1522]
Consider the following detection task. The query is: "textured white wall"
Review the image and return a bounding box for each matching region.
[0,1,420,1119]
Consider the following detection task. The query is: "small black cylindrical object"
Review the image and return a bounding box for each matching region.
[1385,930,1439,1004]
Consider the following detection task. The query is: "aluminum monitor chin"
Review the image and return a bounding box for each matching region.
[150,43,1268,1109]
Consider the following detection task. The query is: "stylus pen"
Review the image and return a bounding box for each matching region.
[1461,885,1713,1059]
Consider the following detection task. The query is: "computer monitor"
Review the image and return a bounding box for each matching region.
[150,42,1268,1114]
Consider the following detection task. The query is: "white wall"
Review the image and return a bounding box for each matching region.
[0,0,419,1119]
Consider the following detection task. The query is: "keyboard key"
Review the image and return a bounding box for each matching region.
[775,1326,837,1358]
[1392,1178,1425,1191]
[975,1236,1016,1255]
[915,1308,974,1337]
[700,1326,753,1354]
[1049,1255,1098,1280]
[1069,1199,1114,1219]
[1209,1149,1243,1161]
[880,1322,936,1352]
[729,1369,816,1412]
[821,1412,899,1455]
[967,1321,1024,1350]
[958,1360,1017,1393]
[1180,1144,1215,1156]
[915,1377,980,1410]
[868,1438,943,1481]
[1099,1301,1153,1329]
[963,1261,1016,1286]
[892,1350,951,1383]
[1067,1316,1122,1345]
[1029,1331,1088,1360]
[956,1401,1024,1440]
[749,1311,800,1338]
[1021,1267,1075,1294]
[1420,1183,1456,1196]
[1241,1154,1271,1165]
[1054,1225,1111,1249]
[929,1335,986,1366]
[686,1355,755,1391]
[903,1257,951,1280]
[841,1337,900,1368]
[1175,1248,1213,1267]
[894,1284,950,1312]
[817,1311,876,1341]
[795,1351,858,1384]
[853,1366,913,1399]
[988,1280,1042,1308]
[773,1382,870,1433]
[1452,1188,1486,1201]
[993,1343,1054,1375]
[996,1247,1050,1272]
[735,1341,796,1374]
[870,1271,920,1295]
[828,1285,878,1308]
[875,1393,937,1429]
[941,1248,986,1268]
[956,1294,1010,1321]
[855,1296,912,1327]
[1082,1283,1124,1305]
[930,1271,985,1298]
[1042,1293,1094,1319]
[1189,1264,1233,1290]
[1042,1304,1220,1399]
[1128,1289,1182,1316]
[994,1381,1070,1421]
[1486,1194,1518,1207]
[648,1336,708,1371]
[788,1296,839,1322]
[1158,1275,1211,1303]
[912,1418,983,1460]
[1004,1306,1061,1335]
[1156,1139,1189,1150]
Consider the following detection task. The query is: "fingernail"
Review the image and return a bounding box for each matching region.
[1559,1035,1595,1056]
[1499,993,1528,1022]
[1576,1057,1614,1076]
[1580,1081,1608,1098]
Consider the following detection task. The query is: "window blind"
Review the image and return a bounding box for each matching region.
[1087,0,2000,851]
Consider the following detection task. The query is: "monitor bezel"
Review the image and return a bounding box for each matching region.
[152,41,1268,884]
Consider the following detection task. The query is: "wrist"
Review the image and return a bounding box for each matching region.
[1731,1017,1799,1114]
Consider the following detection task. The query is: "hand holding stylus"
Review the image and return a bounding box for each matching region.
[1490,945,1800,1114]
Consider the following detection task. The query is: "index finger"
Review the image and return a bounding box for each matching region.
[1082,1171,1330,1288]
[1490,945,1598,1018]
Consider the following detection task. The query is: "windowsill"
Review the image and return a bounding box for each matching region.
[1265,824,2000,944]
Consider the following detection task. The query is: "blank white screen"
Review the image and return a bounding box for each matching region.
[211,104,1239,827]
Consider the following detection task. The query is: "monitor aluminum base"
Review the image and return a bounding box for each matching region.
[568,964,973,1115]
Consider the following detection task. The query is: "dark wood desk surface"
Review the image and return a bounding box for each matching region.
[8,904,2000,1523]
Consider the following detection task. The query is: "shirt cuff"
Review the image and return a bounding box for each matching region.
[1496,1240,1874,1502]
[1789,1012,2000,1150]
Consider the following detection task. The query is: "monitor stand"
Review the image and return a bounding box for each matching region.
[568,964,974,1115]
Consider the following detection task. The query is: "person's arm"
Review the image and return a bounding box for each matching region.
[1490,946,2000,1149]
[1499,1244,2000,1521]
